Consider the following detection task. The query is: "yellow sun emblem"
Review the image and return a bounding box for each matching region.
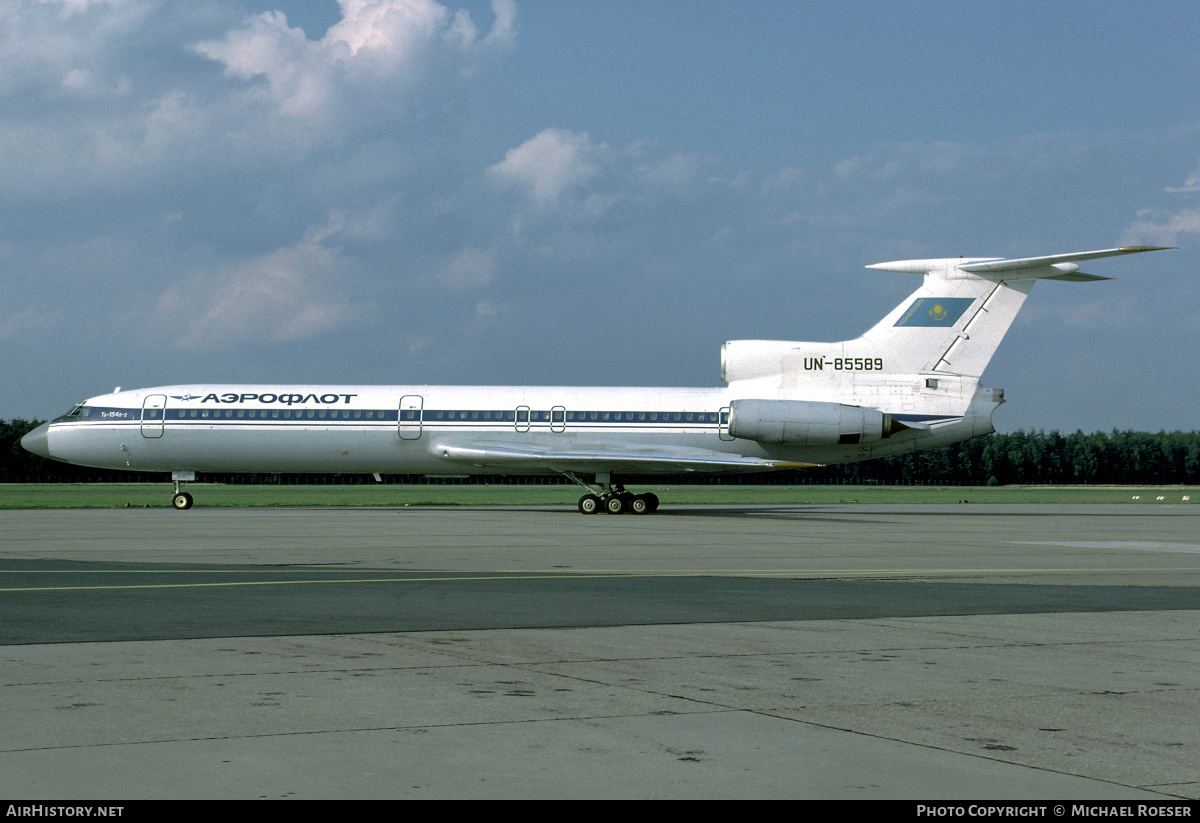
[928,303,948,321]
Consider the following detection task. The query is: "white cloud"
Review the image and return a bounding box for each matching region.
[1056,296,1143,330]
[332,0,515,70]
[1165,162,1200,194]
[145,218,368,350]
[0,1,518,195]
[194,10,332,117]
[833,141,971,182]
[0,307,64,340]
[635,152,704,189]
[1122,208,1200,246]
[488,128,605,206]
[0,0,153,98]
[759,165,805,196]
[438,247,495,289]
[193,0,516,119]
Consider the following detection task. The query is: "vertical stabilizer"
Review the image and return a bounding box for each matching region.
[857,258,1034,378]
[720,246,1170,418]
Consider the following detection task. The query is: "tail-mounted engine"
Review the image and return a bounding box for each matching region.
[727,399,909,446]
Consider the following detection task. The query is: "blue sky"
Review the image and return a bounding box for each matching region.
[2,0,1197,433]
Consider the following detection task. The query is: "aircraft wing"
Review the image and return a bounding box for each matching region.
[432,441,819,474]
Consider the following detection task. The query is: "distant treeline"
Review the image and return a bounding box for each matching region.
[3,418,1198,486]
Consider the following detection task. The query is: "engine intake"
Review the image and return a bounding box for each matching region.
[727,399,905,446]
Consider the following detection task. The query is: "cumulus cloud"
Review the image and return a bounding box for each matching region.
[488,128,606,206]
[1122,208,1200,246]
[635,152,705,189]
[194,11,332,117]
[0,1,518,195]
[145,218,368,350]
[1165,162,1200,194]
[0,0,152,99]
[193,0,516,120]
[0,0,185,194]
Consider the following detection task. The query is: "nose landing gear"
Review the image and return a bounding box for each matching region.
[171,470,196,510]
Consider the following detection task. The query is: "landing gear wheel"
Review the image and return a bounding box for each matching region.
[172,492,194,511]
[578,494,601,515]
[644,492,659,513]
[630,494,651,515]
[604,495,626,515]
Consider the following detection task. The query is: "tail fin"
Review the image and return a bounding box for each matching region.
[856,259,1031,378]
[721,246,1171,416]
[859,246,1171,377]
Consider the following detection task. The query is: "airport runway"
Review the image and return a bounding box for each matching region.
[2,503,1198,798]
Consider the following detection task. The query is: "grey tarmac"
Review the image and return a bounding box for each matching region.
[1,503,1198,799]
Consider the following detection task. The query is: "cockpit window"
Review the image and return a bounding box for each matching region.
[52,404,92,423]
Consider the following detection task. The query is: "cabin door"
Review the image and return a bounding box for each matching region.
[141,394,166,438]
[718,406,735,441]
[398,395,423,440]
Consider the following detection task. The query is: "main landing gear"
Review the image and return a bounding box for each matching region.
[171,470,195,510]
[563,472,660,515]
[576,491,659,515]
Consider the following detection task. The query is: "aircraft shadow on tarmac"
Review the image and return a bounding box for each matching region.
[645,505,1199,521]
[3,558,1197,645]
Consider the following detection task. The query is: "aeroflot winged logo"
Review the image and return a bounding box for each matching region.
[168,391,358,405]
[893,297,976,327]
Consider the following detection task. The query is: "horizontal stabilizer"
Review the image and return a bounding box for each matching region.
[1042,271,1111,282]
[956,246,1173,274]
[867,246,1173,279]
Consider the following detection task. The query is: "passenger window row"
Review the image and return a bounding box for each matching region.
[404,410,722,423]
[128,408,725,423]
[162,408,391,420]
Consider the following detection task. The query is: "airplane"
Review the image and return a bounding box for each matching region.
[21,245,1172,514]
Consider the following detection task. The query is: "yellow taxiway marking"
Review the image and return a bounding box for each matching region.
[2,567,1197,593]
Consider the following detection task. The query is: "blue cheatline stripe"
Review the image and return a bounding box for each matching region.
[72,407,959,428]
[75,407,731,426]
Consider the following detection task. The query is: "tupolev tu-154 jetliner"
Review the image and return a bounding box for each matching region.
[22,246,1171,513]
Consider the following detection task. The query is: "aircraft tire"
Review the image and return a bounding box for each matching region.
[645,492,659,513]
[578,494,601,515]
[604,495,626,515]
[630,494,651,515]
[172,492,194,511]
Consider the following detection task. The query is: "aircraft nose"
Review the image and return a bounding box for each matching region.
[20,423,51,458]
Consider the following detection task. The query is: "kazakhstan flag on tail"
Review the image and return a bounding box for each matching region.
[893,297,976,327]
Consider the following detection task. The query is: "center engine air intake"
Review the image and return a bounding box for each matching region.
[727,399,907,446]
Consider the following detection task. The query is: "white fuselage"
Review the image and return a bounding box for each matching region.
[34,382,990,478]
